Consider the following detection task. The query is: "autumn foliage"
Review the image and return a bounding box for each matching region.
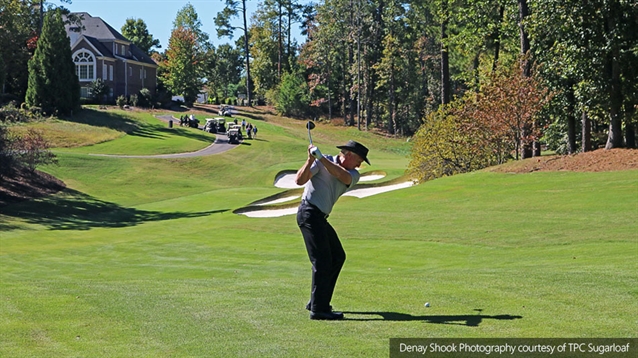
[409,62,551,182]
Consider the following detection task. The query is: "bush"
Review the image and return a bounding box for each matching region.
[90,79,109,105]
[116,95,127,109]
[0,103,41,123]
[0,124,18,178]
[12,128,58,173]
[0,126,57,178]
[130,94,139,107]
[138,88,153,108]
[408,98,505,183]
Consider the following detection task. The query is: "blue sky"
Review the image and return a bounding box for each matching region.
[63,0,309,50]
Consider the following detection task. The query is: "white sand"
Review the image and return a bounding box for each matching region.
[240,207,298,218]
[237,173,415,218]
[254,195,300,206]
[343,181,415,198]
[274,172,385,189]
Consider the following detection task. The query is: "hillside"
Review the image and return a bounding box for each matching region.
[1,105,636,207]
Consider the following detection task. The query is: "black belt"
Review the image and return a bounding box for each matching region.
[301,199,329,219]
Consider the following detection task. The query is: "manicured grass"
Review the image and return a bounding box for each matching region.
[1,107,636,357]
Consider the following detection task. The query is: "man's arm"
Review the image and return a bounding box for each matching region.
[318,156,352,186]
[295,145,316,186]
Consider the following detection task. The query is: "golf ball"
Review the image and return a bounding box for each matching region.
[425,302,430,307]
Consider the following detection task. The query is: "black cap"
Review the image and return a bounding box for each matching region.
[336,140,370,165]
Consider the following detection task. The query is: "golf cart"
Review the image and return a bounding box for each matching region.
[219,105,233,117]
[188,117,199,128]
[227,124,243,144]
[203,117,226,133]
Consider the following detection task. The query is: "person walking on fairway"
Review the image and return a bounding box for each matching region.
[295,140,370,320]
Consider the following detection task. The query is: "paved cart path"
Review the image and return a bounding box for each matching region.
[89,115,238,159]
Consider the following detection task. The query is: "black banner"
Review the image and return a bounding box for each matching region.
[389,338,637,358]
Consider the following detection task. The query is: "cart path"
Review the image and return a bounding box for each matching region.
[89,115,239,159]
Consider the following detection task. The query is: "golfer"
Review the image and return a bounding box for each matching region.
[295,140,370,320]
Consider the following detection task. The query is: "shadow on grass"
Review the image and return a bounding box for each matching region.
[61,109,216,145]
[343,309,522,327]
[61,108,139,133]
[1,188,228,231]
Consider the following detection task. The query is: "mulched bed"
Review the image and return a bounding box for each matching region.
[0,168,66,207]
[489,148,638,173]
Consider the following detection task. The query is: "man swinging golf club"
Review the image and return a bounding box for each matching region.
[295,128,370,320]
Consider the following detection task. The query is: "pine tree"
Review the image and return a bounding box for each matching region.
[26,9,80,115]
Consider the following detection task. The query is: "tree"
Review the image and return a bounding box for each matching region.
[25,9,80,115]
[529,0,638,151]
[159,4,209,106]
[0,0,39,99]
[173,3,209,47]
[216,0,252,105]
[201,44,243,102]
[274,68,310,117]
[121,18,161,54]
[160,27,202,106]
[473,61,551,160]
[249,4,281,98]
[0,51,5,93]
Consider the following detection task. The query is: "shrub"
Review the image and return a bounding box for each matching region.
[130,94,139,107]
[90,79,109,105]
[0,126,57,178]
[138,88,153,108]
[116,95,127,109]
[0,103,41,123]
[408,97,504,183]
[11,128,58,173]
[0,124,18,178]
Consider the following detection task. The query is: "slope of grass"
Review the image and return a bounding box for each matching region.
[1,107,636,357]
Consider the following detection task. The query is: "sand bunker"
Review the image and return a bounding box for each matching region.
[240,207,298,218]
[237,172,415,218]
[274,172,386,189]
[342,181,414,198]
[254,195,300,206]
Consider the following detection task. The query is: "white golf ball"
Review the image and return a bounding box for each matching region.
[425,302,430,307]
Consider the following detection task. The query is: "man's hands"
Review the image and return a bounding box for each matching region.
[310,146,322,159]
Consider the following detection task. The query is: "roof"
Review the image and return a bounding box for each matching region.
[66,12,128,42]
[64,12,157,66]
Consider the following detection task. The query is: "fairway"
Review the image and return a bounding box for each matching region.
[1,107,636,357]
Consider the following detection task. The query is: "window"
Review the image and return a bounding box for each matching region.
[140,68,143,79]
[109,65,113,81]
[73,51,95,81]
[129,66,132,77]
[80,87,91,98]
[102,64,107,80]
[122,45,125,55]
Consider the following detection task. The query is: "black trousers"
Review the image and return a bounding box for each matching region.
[297,200,346,312]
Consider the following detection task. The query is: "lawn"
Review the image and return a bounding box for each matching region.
[0,107,636,357]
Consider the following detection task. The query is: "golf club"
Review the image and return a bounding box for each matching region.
[306,121,315,145]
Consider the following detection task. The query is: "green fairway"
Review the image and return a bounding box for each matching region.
[1,107,636,357]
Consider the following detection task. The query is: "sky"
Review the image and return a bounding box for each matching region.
[63,0,309,50]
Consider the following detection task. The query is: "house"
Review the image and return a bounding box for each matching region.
[64,12,157,102]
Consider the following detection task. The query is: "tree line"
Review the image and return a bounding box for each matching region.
[1,0,636,165]
[159,0,636,156]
